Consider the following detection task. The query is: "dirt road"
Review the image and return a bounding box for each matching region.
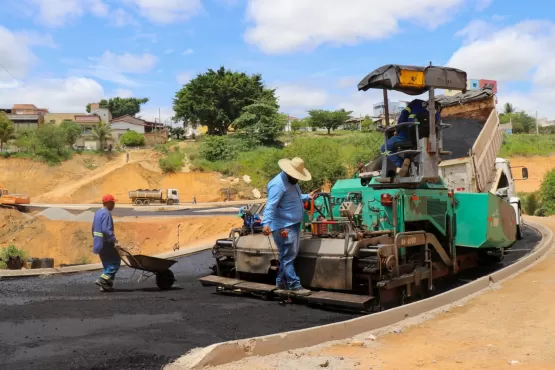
[206,219,554,370]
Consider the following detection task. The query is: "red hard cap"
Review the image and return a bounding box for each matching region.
[102,194,117,203]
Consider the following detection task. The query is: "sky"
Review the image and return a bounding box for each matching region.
[0,0,554,124]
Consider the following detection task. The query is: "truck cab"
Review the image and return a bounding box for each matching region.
[166,189,179,204]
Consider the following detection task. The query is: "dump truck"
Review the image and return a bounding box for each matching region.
[437,87,528,240]
[200,64,523,312]
[0,185,30,210]
[128,189,179,206]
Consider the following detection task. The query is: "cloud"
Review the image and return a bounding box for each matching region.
[0,77,104,112]
[182,49,195,55]
[176,72,192,85]
[124,0,202,24]
[275,85,330,115]
[113,88,134,98]
[0,26,56,85]
[475,0,493,11]
[26,0,110,27]
[113,8,138,27]
[97,51,158,74]
[447,20,555,82]
[337,76,358,89]
[454,19,496,44]
[244,0,465,54]
[164,49,175,55]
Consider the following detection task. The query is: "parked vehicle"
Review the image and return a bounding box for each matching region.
[128,189,179,206]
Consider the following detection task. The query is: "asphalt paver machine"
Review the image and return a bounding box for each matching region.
[200,64,518,311]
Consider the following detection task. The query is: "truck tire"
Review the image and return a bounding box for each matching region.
[143,199,150,206]
[167,199,174,206]
[135,199,143,205]
[516,207,523,240]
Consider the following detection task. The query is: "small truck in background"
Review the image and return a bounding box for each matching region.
[128,189,179,206]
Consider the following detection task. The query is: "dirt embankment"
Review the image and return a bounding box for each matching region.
[0,151,225,204]
[0,209,241,266]
[509,156,555,193]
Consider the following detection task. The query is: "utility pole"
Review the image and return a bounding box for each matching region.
[536,111,539,134]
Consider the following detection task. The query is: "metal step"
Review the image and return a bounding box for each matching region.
[307,291,374,310]
[198,275,242,288]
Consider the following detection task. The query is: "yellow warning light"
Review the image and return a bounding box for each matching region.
[399,69,425,88]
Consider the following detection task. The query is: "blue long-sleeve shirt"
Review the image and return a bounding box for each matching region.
[92,207,116,254]
[262,171,310,231]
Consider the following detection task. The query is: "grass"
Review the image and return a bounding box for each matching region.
[159,146,186,173]
[499,134,555,157]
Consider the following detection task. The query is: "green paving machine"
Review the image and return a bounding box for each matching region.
[200,64,518,311]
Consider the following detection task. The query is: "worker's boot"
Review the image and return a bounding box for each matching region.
[95,276,114,292]
[396,158,411,177]
[289,287,312,297]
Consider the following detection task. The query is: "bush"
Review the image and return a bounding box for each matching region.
[520,191,541,215]
[199,136,241,161]
[0,245,27,269]
[540,169,555,215]
[120,131,145,146]
[159,149,185,173]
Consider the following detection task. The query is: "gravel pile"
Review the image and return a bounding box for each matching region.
[37,207,76,221]
[442,117,485,160]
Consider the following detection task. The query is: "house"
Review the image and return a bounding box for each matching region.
[73,115,106,150]
[11,104,49,116]
[88,103,112,123]
[0,104,48,131]
[110,115,167,145]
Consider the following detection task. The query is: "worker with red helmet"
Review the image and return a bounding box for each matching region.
[92,194,120,292]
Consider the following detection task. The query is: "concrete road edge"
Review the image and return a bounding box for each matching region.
[165,220,553,370]
[0,236,226,279]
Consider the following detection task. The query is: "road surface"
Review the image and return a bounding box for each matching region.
[0,227,541,370]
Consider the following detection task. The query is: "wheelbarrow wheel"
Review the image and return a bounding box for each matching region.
[156,269,175,290]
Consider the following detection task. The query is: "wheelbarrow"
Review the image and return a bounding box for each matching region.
[116,246,178,290]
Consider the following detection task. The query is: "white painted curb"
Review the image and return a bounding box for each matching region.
[165,220,553,370]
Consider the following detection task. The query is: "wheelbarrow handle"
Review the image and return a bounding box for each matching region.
[115,245,139,268]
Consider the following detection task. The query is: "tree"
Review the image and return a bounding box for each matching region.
[504,102,516,114]
[307,109,353,134]
[173,66,277,136]
[92,121,112,150]
[500,111,535,133]
[120,131,145,146]
[361,116,376,132]
[170,126,185,140]
[290,118,308,132]
[87,97,148,118]
[233,99,286,145]
[60,121,82,146]
[0,112,16,152]
[35,123,66,156]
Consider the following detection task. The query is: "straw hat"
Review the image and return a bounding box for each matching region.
[278,157,312,181]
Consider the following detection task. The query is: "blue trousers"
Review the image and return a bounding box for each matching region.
[272,223,302,290]
[381,135,408,168]
[98,245,121,280]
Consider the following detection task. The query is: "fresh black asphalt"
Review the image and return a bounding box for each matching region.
[0,226,541,370]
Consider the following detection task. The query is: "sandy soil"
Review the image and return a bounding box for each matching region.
[208,216,555,370]
[0,209,241,266]
[510,156,555,193]
[1,151,226,204]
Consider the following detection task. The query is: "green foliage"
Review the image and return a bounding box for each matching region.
[503,103,515,114]
[0,245,27,269]
[307,109,352,134]
[0,112,16,152]
[199,136,240,161]
[499,111,535,133]
[361,116,376,132]
[87,97,149,118]
[119,131,145,146]
[159,148,185,173]
[92,121,112,149]
[60,121,82,146]
[170,126,185,139]
[520,191,541,215]
[34,123,72,164]
[233,99,286,145]
[540,169,555,215]
[291,118,308,132]
[173,66,277,135]
[499,134,555,157]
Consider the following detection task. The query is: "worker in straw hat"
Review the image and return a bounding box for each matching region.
[92,194,120,292]
[262,157,317,297]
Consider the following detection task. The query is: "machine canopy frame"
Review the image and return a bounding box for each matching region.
[357,64,468,95]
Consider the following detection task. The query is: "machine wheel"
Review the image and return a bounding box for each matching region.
[135,199,143,205]
[167,199,174,206]
[156,270,175,290]
[143,199,151,206]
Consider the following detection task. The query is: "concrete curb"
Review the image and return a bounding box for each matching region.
[165,220,553,370]
[0,236,225,279]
